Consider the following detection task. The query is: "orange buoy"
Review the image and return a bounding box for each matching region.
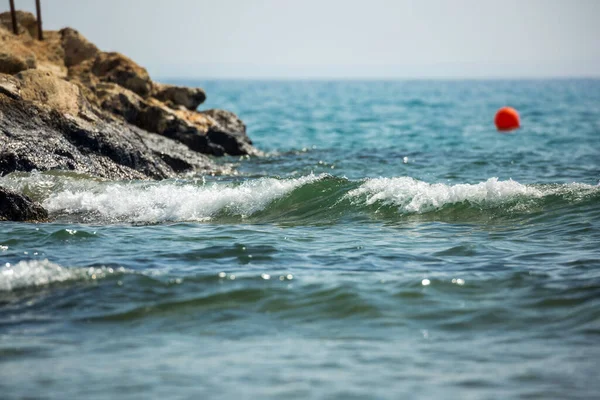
[494,107,520,132]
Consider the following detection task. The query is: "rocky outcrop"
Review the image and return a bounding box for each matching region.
[202,109,246,134]
[0,10,259,182]
[0,186,48,222]
[0,73,223,180]
[63,48,258,157]
[153,82,206,111]
[91,82,259,156]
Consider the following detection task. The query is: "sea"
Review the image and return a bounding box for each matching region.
[1,79,599,399]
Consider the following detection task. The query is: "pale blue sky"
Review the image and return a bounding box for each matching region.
[5,0,600,79]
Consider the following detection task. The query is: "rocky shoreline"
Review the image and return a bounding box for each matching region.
[0,11,258,221]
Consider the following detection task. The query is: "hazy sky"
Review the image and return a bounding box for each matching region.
[5,0,600,79]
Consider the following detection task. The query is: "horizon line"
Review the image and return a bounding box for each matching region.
[156,75,600,82]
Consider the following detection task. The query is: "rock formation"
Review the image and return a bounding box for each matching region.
[60,27,99,68]
[0,186,48,222]
[0,73,222,180]
[0,12,258,170]
[0,10,259,221]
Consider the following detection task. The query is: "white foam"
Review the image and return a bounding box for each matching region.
[0,171,100,199]
[0,260,120,291]
[347,177,545,213]
[42,174,323,223]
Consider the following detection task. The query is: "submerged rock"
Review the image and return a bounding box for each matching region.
[0,186,48,222]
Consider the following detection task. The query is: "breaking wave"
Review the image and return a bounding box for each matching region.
[0,172,598,224]
[347,177,544,213]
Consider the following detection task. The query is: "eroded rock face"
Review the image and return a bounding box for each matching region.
[92,84,256,156]
[92,52,153,97]
[152,83,206,111]
[13,69,93,118]
[60,28,99,67]
[0,79,221,180]
[0,25,38,75]
[94,83,209,152]
[0,186,48,222]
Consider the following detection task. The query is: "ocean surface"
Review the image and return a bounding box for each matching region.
[1,80,599,399]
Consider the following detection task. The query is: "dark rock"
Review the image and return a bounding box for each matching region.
[96,82,144,122]
[94,83,212,154]
[202,109,257,156]
[0,85,221,180]
[202,109,247,134]
[94,84,256,157]
[152,83,206,111]
[91,52,153,97]
[0,186,48,222]
[137,129,227,174]
[206,127,252,156]
[136,103,223,156]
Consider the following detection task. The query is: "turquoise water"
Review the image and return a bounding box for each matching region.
[1,80,599,399]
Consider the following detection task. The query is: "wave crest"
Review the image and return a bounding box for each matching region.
[1,172,597,224]
[0,260,122,291]
[347,177,546,213]
[43,174,324,223]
